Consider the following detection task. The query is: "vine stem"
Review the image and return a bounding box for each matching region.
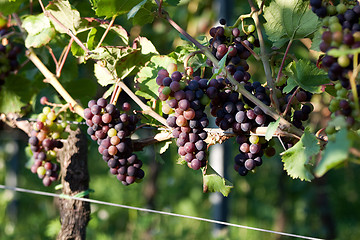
[132,126,299,151]
[155,2,303,138]
[116,81,170,128]
[248,0,280,112]
[275,39,293,83]
[350,53,360,113]
[26,49,84,118]
[96,15,116,49]
[57,38,74,77]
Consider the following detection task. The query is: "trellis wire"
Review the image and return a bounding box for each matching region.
[0,184,324,240]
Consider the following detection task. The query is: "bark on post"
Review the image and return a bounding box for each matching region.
[57,128,90,240]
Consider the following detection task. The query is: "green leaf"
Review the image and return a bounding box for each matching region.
[131,1,156,26]
[90,0,144,18]
[281,129,318,181]
[94,63,116,86]
[283,59,329,94]
[263,0,320,48]
[314,129,350,177]
[203,169,233,197]
[46,0,82,34]
[0,74,33,113]
[22,14,56,48]
[265,118,280,141]
[127,0,147,19]
[135,55,176,100]
[0,0,27,15]
[310,28,322,52]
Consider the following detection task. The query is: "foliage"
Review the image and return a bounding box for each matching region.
[1,0,360,239]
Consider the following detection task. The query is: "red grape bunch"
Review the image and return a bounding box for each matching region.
[157,69,210,170]
[83,98,144,186]
[28,97,71,186]
[207,19,258,84]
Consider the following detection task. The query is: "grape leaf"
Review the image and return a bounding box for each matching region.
[130,1,156,25]
[127,0,147,19]
[314,129,350,177]
[94,63,116,86]
[283,59,329,94]
[135,55,176,100]
[203,167,233,197]
[265,118,280,141]
[89,0,144,18]
[310,28,322,52]
[22,14,56,48]
[263,0,320,48]
[46,0,81,34]
[0,74,33,113]
[281,129,318,181]
[0,0,27,15]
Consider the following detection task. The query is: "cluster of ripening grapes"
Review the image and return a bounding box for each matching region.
[209,81,275,176]
[157,69,210,170]
[28,97,71,186]
[0,25,21,89]
[83,98,144,186]
[310,0,360,134]
[206,18,258,83]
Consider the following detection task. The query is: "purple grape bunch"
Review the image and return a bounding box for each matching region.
[83,98,144,185]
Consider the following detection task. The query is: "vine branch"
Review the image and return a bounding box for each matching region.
[26,49,84,118]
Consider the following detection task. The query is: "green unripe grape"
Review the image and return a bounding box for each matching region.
[179,81,186,90]
[200,95,210,106]
[249,135,259,144]
[37,166,46,176]
[328,102,339,113]
[337,88,348,98]
[108,128,117,137]
[167,63,177,75]
[42,106,51,115]
[325,125,336,135]
[162,86,171,96]
[328,16,339,25]
[52,132,60,139]
[33,122,39,131]
[48,122,58,132]
[334,83,342,90]
[162,103,173,114]
[47,111,56,121]
[330,22,342,32]
[37,113,47,122]
[247,24,255,33]
[70,123,77,131]
[47,150,57,160]
[322,17,330,27]
[247,35,255,44]
[354,32,360,42]
[338,55,350,68]
[327,5,336,16]
[336,3,347,14]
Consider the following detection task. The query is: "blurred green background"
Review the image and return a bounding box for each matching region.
[1,0,360,239]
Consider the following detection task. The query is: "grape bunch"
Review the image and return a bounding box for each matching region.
[317,2,360,88]
[209,81,271,176]
[156,69,210,170]
[0,25,21,89]
[207,19,258,83]
[83,98,144,185]
[28,100,70,186]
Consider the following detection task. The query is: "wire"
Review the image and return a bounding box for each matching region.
[0,184,324,240]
